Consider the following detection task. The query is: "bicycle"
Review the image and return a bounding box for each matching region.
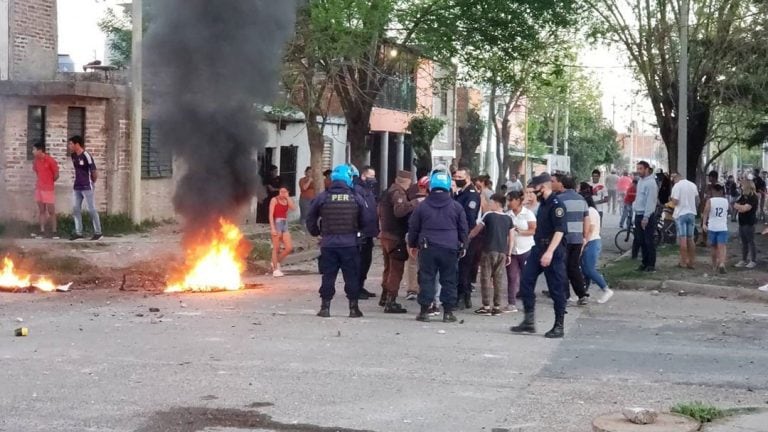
[613,226,661,254]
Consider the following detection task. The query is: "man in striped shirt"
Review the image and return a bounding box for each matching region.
[552,173,590,305]
[68,135,102,241]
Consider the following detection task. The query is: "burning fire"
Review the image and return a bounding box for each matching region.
[165,219,249,293]
[0,257,57,292]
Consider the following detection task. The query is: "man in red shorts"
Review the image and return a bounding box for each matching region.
[32,142,60,238]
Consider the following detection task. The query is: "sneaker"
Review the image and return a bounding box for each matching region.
[69,233,84,241]
[90,234,103,241]
[746,261,757,269]
[735,261,747,268]
[474,307,491,316]
[428,304,441,316]
[644,267,657,273]
[272,269,285,277]
[577,296,589,306]
[718,266,727,275]
[758,284,768,292]
[502,305,518,313]
[490,307,503,316]
[636,265,647,272]
[405,292,417,301]
[597,288,614,304]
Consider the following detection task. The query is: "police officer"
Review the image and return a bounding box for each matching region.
[306,164,368,318]
[551,173,590,304]
[510,173,568,338]
[353,165,380,299]
[453,167,481,309]
[407,169,468,323]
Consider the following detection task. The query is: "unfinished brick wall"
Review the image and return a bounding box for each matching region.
[0,95,109,220]
[9,0,57,80]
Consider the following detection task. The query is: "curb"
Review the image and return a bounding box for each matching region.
[617,279,768,304]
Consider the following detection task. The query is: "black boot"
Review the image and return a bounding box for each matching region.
[463,292,472,309]
[510,311,536,333]
[384,296,408,314]
[317,299,331,318]
[359,288,376,299]
[416,304,430,322]
[544,315,564,338]
[349,300,363,318]
[378,291,387,307]
[442,307,457,323]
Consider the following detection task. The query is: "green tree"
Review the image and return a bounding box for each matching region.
[97,5,132,67]
[585,0,768,179]
[407,115,446,174]
[457,108,485,172]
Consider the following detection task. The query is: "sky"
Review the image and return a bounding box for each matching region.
[56,0,649,133]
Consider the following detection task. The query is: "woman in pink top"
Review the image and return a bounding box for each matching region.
[269,186,296,277]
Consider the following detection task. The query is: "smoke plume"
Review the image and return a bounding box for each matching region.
[145,0,297,228]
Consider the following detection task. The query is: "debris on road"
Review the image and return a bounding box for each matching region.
[149,307,161,313]
[622,407,658,424]
[14,327,28,337]
[15,317,23,323]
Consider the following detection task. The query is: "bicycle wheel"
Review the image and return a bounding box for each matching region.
[614,229,634,253]
[654,227,663,246]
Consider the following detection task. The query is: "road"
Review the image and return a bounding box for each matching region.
[2,250,768,432]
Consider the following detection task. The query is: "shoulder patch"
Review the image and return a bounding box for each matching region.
[468,201,477,209]
[397,198,403,204]
[555,207,565,218]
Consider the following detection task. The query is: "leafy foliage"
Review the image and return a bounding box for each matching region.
[457,109,485,172]
[97,6,132,68]
[671,402,725,423]
[407,115,446,174]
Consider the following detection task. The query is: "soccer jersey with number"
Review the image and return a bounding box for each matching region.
[708,197,729,232]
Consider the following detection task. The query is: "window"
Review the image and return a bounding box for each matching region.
[67,107,86,139]
[141,121,173,178]
[440,89,449,116]
[279,145,298,196]
[375,74,417,111]
[26,106,46,160]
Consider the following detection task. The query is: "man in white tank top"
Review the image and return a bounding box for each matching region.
[702,184,729,274]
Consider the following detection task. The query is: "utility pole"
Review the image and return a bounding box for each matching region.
[523,103,529,183]
[130,0,143,223]
[678,0,689,178]
[563,104,570,158]
[552,104,559,155]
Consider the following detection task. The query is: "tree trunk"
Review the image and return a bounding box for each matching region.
[307,119,326,191]
[498,114,512,191]
[346,110,371,169]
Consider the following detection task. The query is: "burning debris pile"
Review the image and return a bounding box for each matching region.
[0,257,70,293]
[144,0,297,292]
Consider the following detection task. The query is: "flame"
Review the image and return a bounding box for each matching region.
[165,219,248,293]
[0,257,57,292]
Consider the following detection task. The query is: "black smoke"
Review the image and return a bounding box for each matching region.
[145,0,297,228]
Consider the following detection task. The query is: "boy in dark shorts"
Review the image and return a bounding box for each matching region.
[469,193,514,315]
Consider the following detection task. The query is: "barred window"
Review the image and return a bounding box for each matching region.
[141,121,173,178]
[67,107,86,139]
[27,106,46,160]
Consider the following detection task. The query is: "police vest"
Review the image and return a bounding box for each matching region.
[320,192,359,235]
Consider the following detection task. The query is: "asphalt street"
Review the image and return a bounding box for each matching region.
[2,245,768,431]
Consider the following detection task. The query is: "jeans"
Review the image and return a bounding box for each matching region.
[480,251,507,307]
[406,253,419,294]
[635,214,657,268]
[608,189,617,213]
[739,225,756,262]
[73,189,102,235]
[565,243,589,299]
[358,237,374,290]
[319,246,361,301]
[675,213,696,238]
[417,246,458,310]
[505,251,529,305]
[581,240,608,290]
[299,197,312,228]
[620,204,633,229]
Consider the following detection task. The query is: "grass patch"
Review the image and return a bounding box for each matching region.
[671,402,726,423]
[1,213,166,238]
[249,241,272,261]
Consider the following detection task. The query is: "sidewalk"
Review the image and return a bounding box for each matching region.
[704,410,768,432]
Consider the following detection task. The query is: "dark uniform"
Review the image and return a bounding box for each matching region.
[511,173,568,338]
[354,178,380,299]
[454,184,481,308]
[306,179,367,318]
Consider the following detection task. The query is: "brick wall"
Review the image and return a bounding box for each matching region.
[9,0,57,80]
[0,95,109,219]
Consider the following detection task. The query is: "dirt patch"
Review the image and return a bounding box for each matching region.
[134,404,374,432]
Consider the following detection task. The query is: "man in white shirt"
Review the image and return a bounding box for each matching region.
[670,173,700,268]
[589,169,608,219]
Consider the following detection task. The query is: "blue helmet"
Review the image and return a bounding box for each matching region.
[429,170,451,192]
[347,164,360,179]
[331,164,353,187]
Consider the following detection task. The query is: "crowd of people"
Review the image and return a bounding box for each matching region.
[291,162,630,339]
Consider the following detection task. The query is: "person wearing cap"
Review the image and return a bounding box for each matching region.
[510,172,568,338]
[405,175,431,301]
[407,169,468,323]
[551,173,590,305]
[306,164,368,318]
[378,169,418,314]
[453,167,482,309]
[354,166,380,300]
